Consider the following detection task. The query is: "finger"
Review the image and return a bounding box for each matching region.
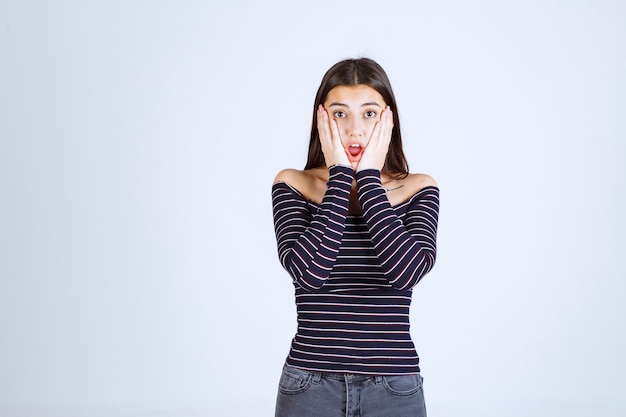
[371,107,391,149]
[368,114,383,146]
[329,117,342,144]
[368,107,391,147]
[317,105,327,133]
[317,106,332,145]
[381,107,393,146]
[318,106,349,167]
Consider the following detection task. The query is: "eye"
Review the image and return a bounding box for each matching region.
[364,110,377,118]
[333,111,346,118]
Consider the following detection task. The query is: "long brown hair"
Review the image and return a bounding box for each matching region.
[304,58,409,178]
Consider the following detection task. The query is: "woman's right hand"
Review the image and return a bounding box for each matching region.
[317,105,351,168]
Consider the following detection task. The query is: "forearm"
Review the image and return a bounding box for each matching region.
[273,165,353,290]
[356,169,438,290]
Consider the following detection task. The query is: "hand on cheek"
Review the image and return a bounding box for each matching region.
[317,105,351,168]
[357,106,393,172]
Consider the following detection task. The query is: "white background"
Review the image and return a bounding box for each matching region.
[1,1,625,416]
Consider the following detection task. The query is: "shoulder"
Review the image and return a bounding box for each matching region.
[402,174,439,209]
[273,168,322,188]
[383,172,438,206]
[404,173,438,191]
[274,168,305,185]
[273,167,328,203]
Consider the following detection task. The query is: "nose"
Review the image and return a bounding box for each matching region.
[347,120,364,138]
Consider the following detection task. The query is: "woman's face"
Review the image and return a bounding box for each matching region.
[323,84,387,169]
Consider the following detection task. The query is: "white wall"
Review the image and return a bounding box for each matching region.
[1,1,624,416]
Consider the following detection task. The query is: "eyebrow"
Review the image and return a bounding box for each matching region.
[327,101,383,108]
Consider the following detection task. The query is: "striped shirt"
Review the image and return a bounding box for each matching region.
[272,165,439,375]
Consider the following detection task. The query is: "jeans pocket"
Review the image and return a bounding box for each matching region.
[382,374,423,396]
[278,365,314,395]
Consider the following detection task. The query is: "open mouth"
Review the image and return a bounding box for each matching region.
[348,144,362,157]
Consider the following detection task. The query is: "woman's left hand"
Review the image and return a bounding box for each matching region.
[357,106,394,172]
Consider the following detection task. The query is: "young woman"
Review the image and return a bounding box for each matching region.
[271,58,439,417]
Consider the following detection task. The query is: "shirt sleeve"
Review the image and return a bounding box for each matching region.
[271,165,353,290]
[356,169,439,290]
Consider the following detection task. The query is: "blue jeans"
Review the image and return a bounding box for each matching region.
[275,365,427,417]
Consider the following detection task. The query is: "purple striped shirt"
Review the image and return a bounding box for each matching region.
[272,165,439,374]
